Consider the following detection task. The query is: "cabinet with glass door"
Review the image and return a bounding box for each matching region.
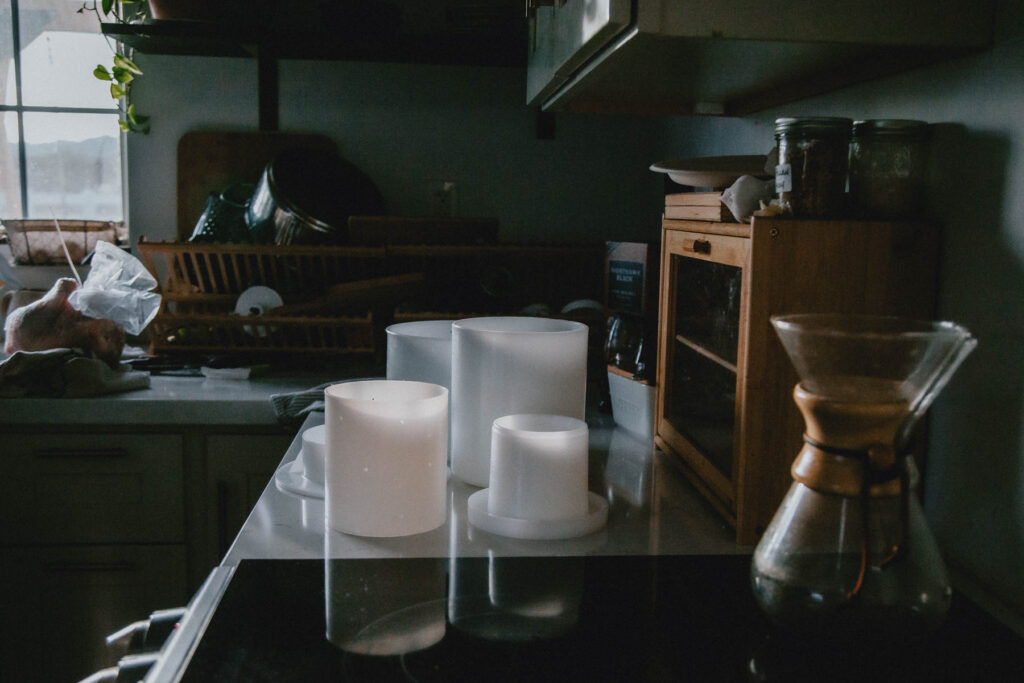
[655,217,938,544]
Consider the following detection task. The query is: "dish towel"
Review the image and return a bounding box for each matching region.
[269,377,382,426]
[0,348,151,398]
[270,382,331,424]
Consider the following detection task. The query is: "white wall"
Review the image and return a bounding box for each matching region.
[125,5,1024,619]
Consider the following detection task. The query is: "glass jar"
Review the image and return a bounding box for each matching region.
[848,119,929,219]
[774,117,852,218]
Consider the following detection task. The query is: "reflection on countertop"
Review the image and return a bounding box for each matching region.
[224,411,746,564]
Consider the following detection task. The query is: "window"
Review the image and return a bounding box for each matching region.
[1,0,124,222]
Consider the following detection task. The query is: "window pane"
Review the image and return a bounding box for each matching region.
[19,0,113,109]
[23,112,121,220]
[0,111,24,217]
[2,2,15,105]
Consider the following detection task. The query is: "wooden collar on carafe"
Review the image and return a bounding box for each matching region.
[790,382,906,497]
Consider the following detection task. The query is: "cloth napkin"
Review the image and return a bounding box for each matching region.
[269,377,383,426]
[0,348,150,398]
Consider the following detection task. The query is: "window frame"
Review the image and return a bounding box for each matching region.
[1,0,127,222]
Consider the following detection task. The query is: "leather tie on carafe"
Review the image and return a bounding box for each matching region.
[789,382,912,601]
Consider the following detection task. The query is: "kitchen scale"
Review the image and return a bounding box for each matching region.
[175,555,1023,682]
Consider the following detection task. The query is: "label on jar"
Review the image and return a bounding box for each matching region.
[775,163,792,193]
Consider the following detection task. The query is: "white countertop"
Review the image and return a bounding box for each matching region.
[0,371,358,426]
[223,412,747,563]
[149,411,750,683]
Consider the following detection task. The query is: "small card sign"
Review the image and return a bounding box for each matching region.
[605,242,659,317]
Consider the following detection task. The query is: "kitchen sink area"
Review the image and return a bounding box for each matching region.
[2,1,1024,681]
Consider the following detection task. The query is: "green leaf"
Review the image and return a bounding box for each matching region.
[118,119,131,132]
[102,0,114,15]
[112,66,134,84]
[113,54,142,75]
[110,83,126,99]
[93,65,112,81]
[126,104,149,129]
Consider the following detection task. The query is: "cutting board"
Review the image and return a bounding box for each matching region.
[176,130,336,241]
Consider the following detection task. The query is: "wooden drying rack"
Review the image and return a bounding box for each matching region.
[137,239,605,358]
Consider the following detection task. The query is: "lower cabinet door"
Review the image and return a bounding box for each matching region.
[0,544,187,683]
[202,434,294,573]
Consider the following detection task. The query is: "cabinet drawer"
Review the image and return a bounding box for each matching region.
[0,543,187,683]
[663,229,749,268]
[0,433,184,544]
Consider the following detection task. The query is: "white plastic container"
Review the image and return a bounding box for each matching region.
[324,380,448,537]
[450,316,588,487]
[466,412,608,541]
[607,369,656,442]
[488,414,590,521]
[300,424,326,485]
[385,320,453,389]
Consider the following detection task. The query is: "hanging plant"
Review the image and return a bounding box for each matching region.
[79,0,151,133]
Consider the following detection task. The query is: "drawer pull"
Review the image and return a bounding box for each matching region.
[216,479,231,558]
[34,447,129,459]
[691,239,711,254]
[43,560,139,573]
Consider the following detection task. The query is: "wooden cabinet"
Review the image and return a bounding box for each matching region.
[0,426,294,680]
[527,0,993,115]
[0,433,184,544]
[196,433,294,579]
[0,545,186,683]
[655,217,938,544]
[0,432,187,682]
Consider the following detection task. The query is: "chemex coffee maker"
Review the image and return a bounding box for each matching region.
[751,314,976,643]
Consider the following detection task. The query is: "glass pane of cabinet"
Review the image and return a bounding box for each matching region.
[663,253,742,480]
[665,340,736,478]
[671,255,742,365]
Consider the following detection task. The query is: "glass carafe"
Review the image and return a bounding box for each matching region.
[751,314,976,643]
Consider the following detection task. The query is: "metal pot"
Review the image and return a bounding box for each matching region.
[245,148,385,245]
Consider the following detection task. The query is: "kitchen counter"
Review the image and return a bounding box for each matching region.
[0,369,363,426]
[144,411,747,681]
[145,411,1024,682]
[223,411,743,564]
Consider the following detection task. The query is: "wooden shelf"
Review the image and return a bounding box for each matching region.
[675,333,737,374]
[104,14,525,131]
[102,19,526,66]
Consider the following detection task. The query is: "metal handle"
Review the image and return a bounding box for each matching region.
[106,620,149,651]
[76,666,119,683]
[216,479,231,558]
[691,239,711,254]
[34,447,128,459]
[44,560,139,573]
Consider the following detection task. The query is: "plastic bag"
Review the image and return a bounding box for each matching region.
[68,241,161,336]
[721,175,775,222]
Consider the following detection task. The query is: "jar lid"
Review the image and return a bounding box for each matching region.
[852,119,929,137]
[774,117,853,136]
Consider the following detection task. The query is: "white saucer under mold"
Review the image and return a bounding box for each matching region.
[467,489,608,540]
[274,457,325,500]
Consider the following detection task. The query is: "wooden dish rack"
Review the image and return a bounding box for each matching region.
[137,239,605,358]
[138,239,387,357]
